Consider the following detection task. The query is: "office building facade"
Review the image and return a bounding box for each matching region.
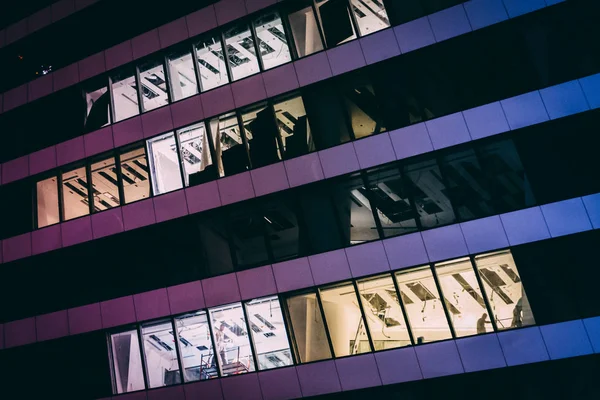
[0,0,599,398]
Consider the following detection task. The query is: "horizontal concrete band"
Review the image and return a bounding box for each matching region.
[91,316,600,400]
[0,0,102,49]
[0,0,559,155]
[0,189,599,351]
[0,71,598,264]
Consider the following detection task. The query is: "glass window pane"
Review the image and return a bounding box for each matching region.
[254,12,292,70]
[274,95,315,159]
[120,147,150,204]
[209,303,256,376]
[91,157,120,212]
[340,76,385,139]
[227,202,270,268]
[245,296,293,370]
[478,140,535,214]
[196,35,229,91]
[356,275,411,350]
[331,174,380,245]
[316,0,357,47]
[434,258,490,337]
[404,158,456,228]
[242,104,281,168]
[440,149,494,221]
[286,293,332,363]
[262,194,304,262]
[174,311,218,382]
[320,283,371,356]
[474,250,535,331]
[141,320,181,388]
[349,0,390,36]
[84,81,111,132]
[36,176,59,228]
[62,166,90,221]
[364,166,418,238]
[287,5,324,57]
[177,123,214,186]
[111,68,140,122]
[209,113,247,177]
[167,47,199,101]
[147,132,183,195]
[139,59,169,112]
[395,267,453,344]
[110,329,145,394]
[224,24,260,81]
[195,210,235,276]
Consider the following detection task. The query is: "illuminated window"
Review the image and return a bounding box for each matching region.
[119,147,150,204]
[90,156,121,211]
[174,311,218,382]
[109,329,145,394]
[61,166,90,221]
[146,132,184,195]
[36,176,60,228]
[141,320,181,388]
[286,292,332,363]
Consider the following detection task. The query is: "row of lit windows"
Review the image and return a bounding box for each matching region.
[108,250,534,394]
[35,130,534,271]
[83,0,392,132]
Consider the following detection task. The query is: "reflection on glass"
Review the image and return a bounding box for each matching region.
[357,275,411,350]
[90,157,120,212]
[349,0,390,36]
[478,140,535,214]
[224,24,260,81]
[434,258,490,337]
[274,95,315,159]
[209,113,246,177]
[316,0,357,46]
[254,12,292,70]
[209,303,256,376]
[395,267,453,344]
[287,5,324,57]
[138,59,169,112]
[177,123,213,186]
[228,203,269,268]
[62,167,90,221]
[245,296,293,370]
[342,83,384,139]
[120,147,150,204]
[404,158,456,228]
[364,166,418,237]
[84,84,111,132]
[286,293,332,363]
[174,312,218,382]
[111,68,140,122]
[320,283,371,356]
[242,104,280,168]
[147,132,183,195]
[196,35,229,91]
[441,149,493,221]
[263,196,302,261]
[36,176,60,228]
[167,48,199,101]
[332,175,379,245]
[110,329,145,394]
[474,250,535,331]
[141,320,181,388]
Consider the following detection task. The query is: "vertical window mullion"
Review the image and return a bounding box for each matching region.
[57,172,65,222]
[390,272,417,346]
[280,5,300,60]
[169,318,187,385]
[236,112,253,170]
[136,325,151,390]
[469,254,500,332]
[203,118,220,181]
[172,129,188,188]
[115,153,126,206]
[351,280,377,352]
[191,43,204,93]
[162,54,174,105]
[249,18,266,72]
[268,101,287,162]
[345,0,362,37]
[220,32,234,85]
[360,171,386,240]
[134,66,146,114]
[107,75,117,124]
[315,288,341,358]
[311,0,329,47]
[85,163,94,215]
[429,264,458,339]
[204,311,223,378]
[281,296,302,365]
[241,300,262,372]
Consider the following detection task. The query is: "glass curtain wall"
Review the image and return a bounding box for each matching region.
[141,320,182,388]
